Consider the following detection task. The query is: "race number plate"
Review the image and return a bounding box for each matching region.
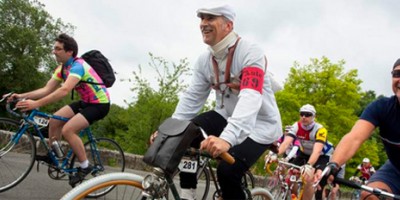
[290,175,297,182]
[33,116,49,127]
[178,157,198,173]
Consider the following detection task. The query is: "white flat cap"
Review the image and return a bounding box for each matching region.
[196,4,236,22]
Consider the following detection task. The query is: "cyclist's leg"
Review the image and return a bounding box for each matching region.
[49,104,74,143]
[63,101,110,163]
[179,111,227,199]
[217,137,269,199]
[362,160,400,199]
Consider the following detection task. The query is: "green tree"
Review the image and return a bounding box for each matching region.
[277,57,362,144]
[0,0,74,115]
[114,53,191,154]
[254,57,383,176]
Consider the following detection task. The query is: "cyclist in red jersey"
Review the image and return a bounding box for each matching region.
[353,158,376,182]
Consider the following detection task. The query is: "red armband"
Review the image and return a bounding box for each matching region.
[240,66,264,93]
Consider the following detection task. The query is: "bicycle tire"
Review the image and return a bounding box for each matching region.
[250,187,274,200]
[0,117,36,192]
[197,166,211,200]
[61,172,145,200]
[70,137,126,198]
[243,170,255,188]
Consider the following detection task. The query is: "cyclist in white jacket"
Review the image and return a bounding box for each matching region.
[169,4,282,200]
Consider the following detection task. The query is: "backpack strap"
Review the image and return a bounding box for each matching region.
[211,37,241,90]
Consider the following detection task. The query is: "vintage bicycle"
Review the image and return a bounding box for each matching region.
[264,158,306,200]
[0,93,125,197]
[61,127,273,200]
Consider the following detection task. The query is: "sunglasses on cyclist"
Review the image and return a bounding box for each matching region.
[300,112,313,117]
[391,70,400,78]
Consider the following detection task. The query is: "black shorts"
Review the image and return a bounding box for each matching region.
[291,151,330,170]
[69,101,110,124]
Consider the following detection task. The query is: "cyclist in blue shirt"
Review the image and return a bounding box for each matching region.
[323,58,400,199]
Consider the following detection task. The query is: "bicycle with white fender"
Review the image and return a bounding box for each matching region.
[61,128,274,200]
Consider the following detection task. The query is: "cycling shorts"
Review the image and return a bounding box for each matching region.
[368,160,400,194]
[69,101,110,124]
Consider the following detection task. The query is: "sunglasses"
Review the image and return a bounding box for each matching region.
[392,70,400,78]
[300,112,313,117]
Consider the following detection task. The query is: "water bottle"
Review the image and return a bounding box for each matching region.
[51,140,64,158]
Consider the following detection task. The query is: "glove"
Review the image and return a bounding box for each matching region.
[300,163,314,177]
[264,152,278,164]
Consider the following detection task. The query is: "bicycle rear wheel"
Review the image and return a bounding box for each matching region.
[243,170,255,188]
[0,118,36,192]
[61,172,145,200]
[70,137,125,197]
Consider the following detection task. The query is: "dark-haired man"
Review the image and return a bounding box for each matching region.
[8,33,110,187]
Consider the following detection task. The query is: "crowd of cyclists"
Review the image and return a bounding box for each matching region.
[265,106,378,200]
[2,3,399,200]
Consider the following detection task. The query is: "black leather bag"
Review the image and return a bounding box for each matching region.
[143,117,200,174]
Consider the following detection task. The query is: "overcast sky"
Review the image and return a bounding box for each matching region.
[39,0,400,106]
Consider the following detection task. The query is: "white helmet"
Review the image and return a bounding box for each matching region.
[299,104,316,115]
[362,158,370,163]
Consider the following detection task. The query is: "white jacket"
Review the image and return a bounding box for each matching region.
[172,38,282,146]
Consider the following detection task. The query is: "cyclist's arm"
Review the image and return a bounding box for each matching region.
[330,119,375,166]
[35,76,80,107]
[285,145,299,161]
[15,78,60,100]
[278,134,294,155]
[308,141,324,165]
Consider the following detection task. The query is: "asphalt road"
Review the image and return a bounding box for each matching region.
[0,163,216,200]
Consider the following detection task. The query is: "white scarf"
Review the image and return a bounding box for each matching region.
[301,121,316,131]
[209,31,238,60]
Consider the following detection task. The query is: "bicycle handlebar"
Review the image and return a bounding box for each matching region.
[199,128,235,165]
[1,92,24,118]
[334,177,400,199]
[186,147,235,165]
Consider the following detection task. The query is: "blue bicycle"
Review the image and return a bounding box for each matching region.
[0,93,125,197]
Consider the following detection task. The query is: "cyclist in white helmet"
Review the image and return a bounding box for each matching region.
[278,104,334,200]
[352,157,376,183]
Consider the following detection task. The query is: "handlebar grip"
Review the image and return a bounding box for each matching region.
[219,152,235,165]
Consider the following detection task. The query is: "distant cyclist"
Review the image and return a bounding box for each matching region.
[278,104,334,200]
[353,158,376,183]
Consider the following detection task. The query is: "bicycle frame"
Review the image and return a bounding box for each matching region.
[7,108,102,175]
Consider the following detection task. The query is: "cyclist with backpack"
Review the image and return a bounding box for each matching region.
[6,33,111,187]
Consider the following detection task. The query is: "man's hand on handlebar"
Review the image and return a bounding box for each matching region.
[200,135,230,158]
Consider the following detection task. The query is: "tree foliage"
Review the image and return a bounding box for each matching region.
[0,0,74,115]
[253,57,382,176]
[102,53,191,155]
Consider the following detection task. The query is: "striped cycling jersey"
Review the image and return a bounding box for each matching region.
[288,121,334,156]
[52,57,110,103]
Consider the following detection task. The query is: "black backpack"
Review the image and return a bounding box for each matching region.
[80,50,116,88]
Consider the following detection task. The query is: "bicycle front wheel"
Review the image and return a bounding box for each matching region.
[61,172,145,200]
[70,137,125,197]
[0,118,36,192]
[251,187,274,200]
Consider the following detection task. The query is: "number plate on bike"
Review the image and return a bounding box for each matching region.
[33,116,49,127]
[178,157,198,173]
